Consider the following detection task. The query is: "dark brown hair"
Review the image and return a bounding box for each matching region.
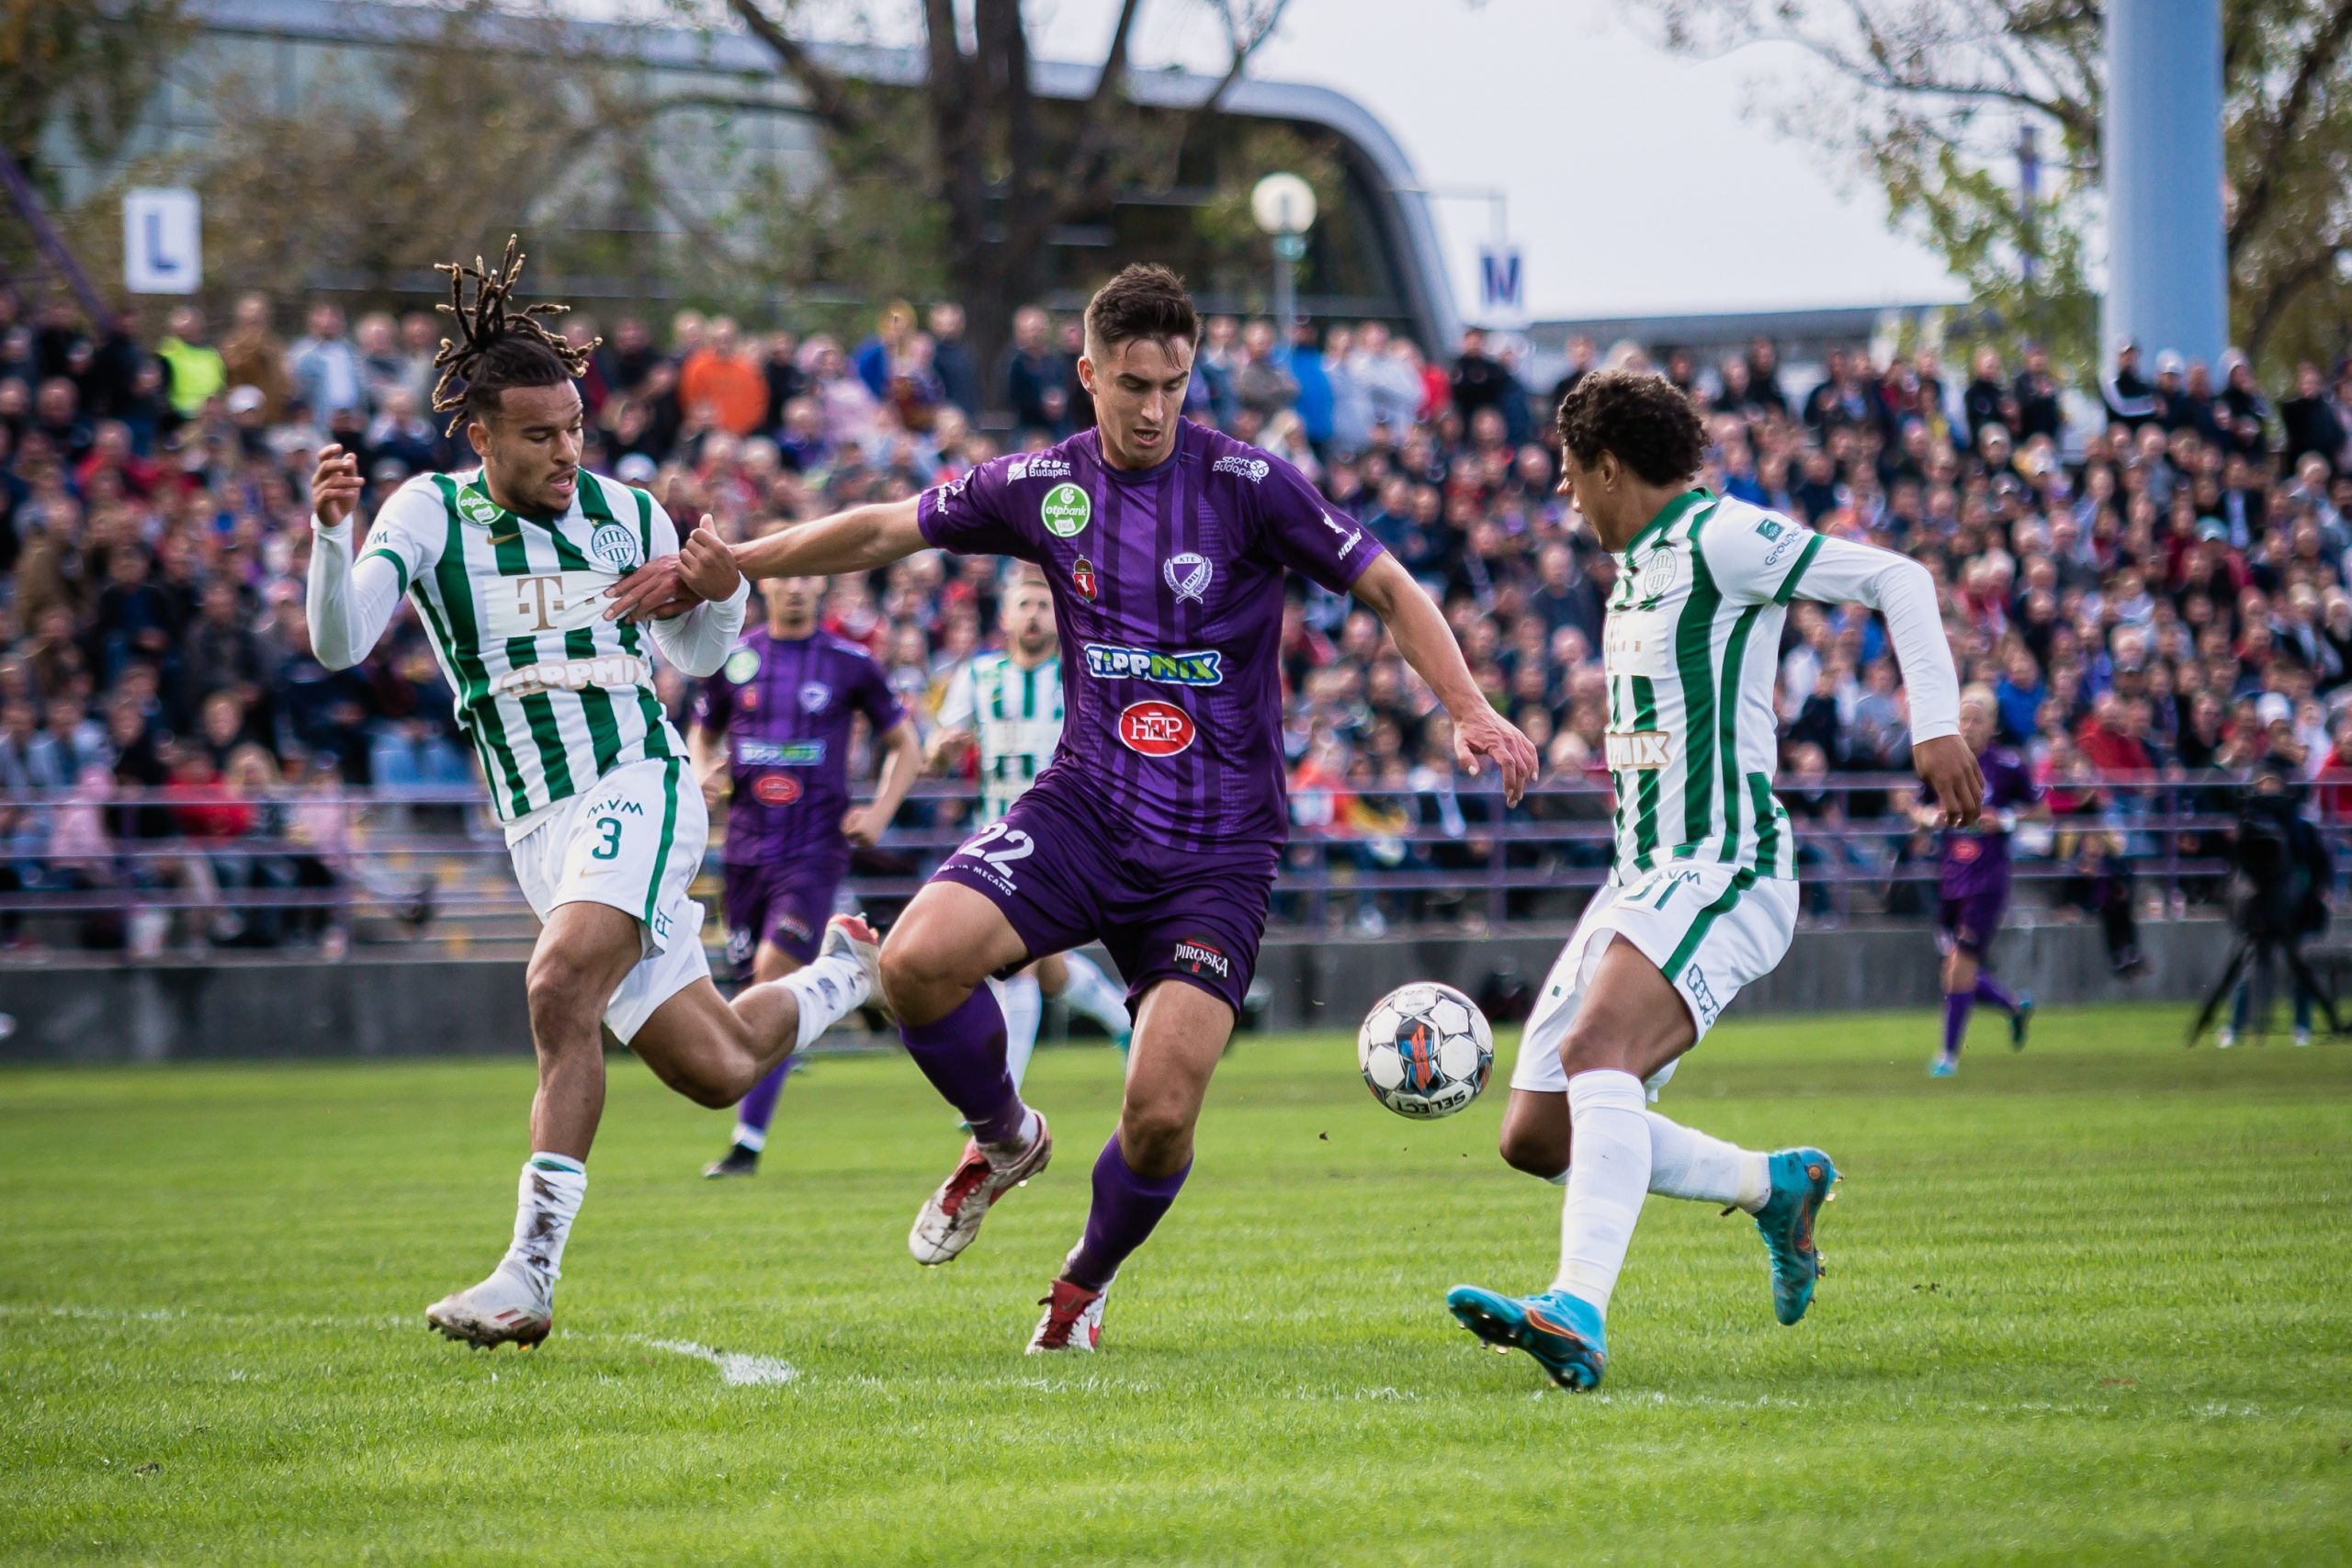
[1555,368,1707,486]
[1083,264,1199,355]
[430,235,596,435]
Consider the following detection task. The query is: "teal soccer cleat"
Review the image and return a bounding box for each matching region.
[1444,1284,1607,1391]
[1753,1147,1838,1325]
[2011,994,2035,1050]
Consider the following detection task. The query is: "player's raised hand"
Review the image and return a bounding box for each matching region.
[841,806,882,847]
[603,553,689,622]
[1453,704,1540,807]
[676,517,742,604]
[311,444,364,528]
[1915,734,1984,829]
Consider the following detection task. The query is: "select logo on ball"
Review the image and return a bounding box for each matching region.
[1117,700,1194,757]
[752,774,802,806]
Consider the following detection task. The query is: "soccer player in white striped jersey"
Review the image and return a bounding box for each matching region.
[928,570,1134,1084]
[303,240,881,1349]
[1446,369,1983,1392]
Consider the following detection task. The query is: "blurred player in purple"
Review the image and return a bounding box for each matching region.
[613,264,1535,1352]
[693,543,920,1175]
[1915,685,2045,1076]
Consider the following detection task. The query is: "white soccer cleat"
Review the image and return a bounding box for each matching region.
[425,1263,551,1349]
[821,913,887,1021]
[909,1112,1052,1266]
[1026,1277,1106,1353]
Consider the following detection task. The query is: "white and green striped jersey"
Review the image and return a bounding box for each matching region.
[936,650,1063,825]
[354,468,695,826]
[1601,487,1836,883]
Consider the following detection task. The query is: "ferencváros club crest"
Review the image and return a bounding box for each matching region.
[589,522,642,574]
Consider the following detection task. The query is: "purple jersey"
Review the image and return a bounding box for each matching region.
[917,420,1383,852]
[1932,746,2041,898]
[693,627,903,868]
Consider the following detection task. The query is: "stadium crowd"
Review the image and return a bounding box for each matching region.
[5,279,2352,950]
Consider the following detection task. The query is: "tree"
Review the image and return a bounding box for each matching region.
[0,0,187,197]
[697,0,1295,382]
[1623,0,2352,378]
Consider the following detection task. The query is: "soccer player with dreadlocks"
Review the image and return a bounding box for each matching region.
[305,238,884,1349]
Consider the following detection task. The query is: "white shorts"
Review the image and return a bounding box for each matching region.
[1509,862,1797,1099]
[509,756,711,1043]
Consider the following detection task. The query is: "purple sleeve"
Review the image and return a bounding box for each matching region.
[1254,454,1385,594]
[917,454,1038,561]
[691,673,731,735]
[854,650,905,734]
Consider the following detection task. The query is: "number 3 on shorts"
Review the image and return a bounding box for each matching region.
[591,816,622,861]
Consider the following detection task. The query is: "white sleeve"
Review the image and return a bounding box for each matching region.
[639,490,751,679]
[305,481,443,671]
[935,662,978,733]
[1779,533,1961,745]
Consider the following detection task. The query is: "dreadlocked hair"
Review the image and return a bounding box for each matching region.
[429,235,597,436]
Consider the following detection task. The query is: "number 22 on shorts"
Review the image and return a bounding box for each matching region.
[959,820,1035,886]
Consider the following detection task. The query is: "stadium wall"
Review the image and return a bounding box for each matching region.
[0,919,2232,1063]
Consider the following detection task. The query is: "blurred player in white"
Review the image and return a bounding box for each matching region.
[929,570,1134,1083]
[304,240,880,1349]
[1446,369,1978,1391]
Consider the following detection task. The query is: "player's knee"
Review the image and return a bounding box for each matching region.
[1555,1017,1623,1078]
[525,951,601,1041]
[1118,1096,1197,1173]
[879,925,991,1017]
[1498,1121,1569,1179]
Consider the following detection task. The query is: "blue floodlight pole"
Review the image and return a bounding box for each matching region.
[2102,1,2227,365]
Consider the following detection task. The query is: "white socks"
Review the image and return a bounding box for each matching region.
[730,1122,765,1153]
[777,949,871,1051]
[1554,1071,1650,1311]
[994,974,1044,1089]
[1643,1111,1772,1213]
[1055,953,1133,1037]
[500,1153,585,1302]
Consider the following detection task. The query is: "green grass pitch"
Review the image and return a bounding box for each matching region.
[4,1004,2349,1565]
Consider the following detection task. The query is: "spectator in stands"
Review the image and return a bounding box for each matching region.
[288,301,365,421]
[679,316,770,437]
[155,307,226,423]
[927,302,979,417]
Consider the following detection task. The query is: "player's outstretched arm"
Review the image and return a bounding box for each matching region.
[644,520,750,678]
[843,717,922,846]
[605,498,927,623]
[306,444,432,671]
[1351,553,1538,805]
[1786,534,1981,828]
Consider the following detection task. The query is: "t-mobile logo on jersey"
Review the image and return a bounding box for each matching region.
[514,574,568,632]
[1173,938,1230,980]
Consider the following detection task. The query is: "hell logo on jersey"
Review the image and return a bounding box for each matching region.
[1173,937,1230,980]
[753,774,803,806]
[1118,700,1195,757]
[1072,557,1098,599]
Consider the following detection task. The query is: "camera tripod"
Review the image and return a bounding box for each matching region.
[2187,931,2346,1046]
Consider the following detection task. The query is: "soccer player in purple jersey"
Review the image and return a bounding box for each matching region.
[1914,685,2045,1076]
[694,547,920,1176]
[612,265,1536,1352]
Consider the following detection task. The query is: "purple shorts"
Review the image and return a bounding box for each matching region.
[1937,886,2007,959]
[932,781,1278,1018]
[721,857,844,974]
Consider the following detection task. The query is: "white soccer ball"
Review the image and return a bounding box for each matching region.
[1357,981,1493,1119]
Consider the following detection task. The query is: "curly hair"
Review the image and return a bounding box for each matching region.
[429,235,596,435]
[1555,368,1706,487]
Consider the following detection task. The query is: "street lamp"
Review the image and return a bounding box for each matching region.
[1250,171,1317,328]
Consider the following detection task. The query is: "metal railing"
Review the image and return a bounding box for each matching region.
[0,771,2323,961]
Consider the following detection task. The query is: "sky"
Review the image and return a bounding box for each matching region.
[1026,0,1967,321]
[590,0,1969,321]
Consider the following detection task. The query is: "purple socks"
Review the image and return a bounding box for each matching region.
[1973,973,2018,1013]
[734,1059,790,1139]
[1941,991,1972,1058]
[899,984,1027,1145]
[1063,1134,1192,1291]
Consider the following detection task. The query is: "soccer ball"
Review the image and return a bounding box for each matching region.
[1357,982,1493,1119]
